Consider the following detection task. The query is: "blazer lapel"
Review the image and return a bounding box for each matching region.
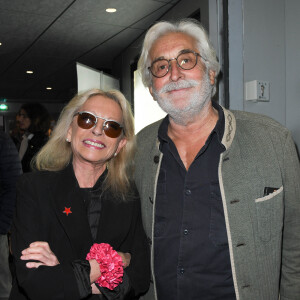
[53,165,93,259]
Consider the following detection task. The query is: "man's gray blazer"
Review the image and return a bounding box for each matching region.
[135,106,300,300]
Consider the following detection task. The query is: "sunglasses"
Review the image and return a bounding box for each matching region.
[74,111,123,138]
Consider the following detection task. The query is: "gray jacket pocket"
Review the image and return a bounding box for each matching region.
[255,186,283,242]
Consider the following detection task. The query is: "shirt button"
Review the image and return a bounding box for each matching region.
[185,189,191,196]
[184,229,189,235]
[179,268,185,274]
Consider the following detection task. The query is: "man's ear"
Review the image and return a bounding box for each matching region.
[209,70,216,85]
[149,86,154,99]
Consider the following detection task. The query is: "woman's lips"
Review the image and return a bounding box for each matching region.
[83,139,105,149]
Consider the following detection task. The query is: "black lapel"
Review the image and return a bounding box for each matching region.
[53,164,93,259]
[95,188,132,249]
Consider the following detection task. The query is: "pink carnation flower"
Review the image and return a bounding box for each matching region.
[86,243,124,290]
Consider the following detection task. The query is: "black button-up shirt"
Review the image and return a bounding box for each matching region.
[154,102,236,299]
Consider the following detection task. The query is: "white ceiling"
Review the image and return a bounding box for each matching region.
[0,0,178,102]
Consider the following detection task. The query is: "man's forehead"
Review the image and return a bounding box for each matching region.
[150,32,198,58]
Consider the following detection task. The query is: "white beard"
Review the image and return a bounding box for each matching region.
[152,72,213,125]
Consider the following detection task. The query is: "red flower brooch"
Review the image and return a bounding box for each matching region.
[86,243,124,290]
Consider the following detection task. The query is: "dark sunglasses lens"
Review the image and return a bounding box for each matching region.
[104,121,122,138]
[77,113,96,129]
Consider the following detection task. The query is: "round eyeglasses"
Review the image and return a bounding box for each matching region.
[148,50,205,78]
[74,111,123,138]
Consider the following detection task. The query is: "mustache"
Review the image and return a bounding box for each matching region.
[159,80,199,93]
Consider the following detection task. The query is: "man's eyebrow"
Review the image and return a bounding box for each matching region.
[151,56,166,63]
[179,49,195,54]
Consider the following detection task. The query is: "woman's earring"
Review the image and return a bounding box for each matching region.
[66,138,70,142]
[114,152,117,157]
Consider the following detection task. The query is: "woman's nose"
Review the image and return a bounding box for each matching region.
[92,120,104,136]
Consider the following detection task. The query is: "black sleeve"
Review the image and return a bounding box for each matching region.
[0,132,22,234]
[72,260,92,298]
[11,175,80,300]
[98,272,133,299]
[72,254,138,299]
[90,185,150,299]
[118,186,151,297]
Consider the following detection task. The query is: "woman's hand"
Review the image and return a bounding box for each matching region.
[20,241,59,268]
[91,283,101,294]
[117,252,131,268]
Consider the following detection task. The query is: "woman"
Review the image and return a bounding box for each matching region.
[9,89,150,300]
[15,103,51,172]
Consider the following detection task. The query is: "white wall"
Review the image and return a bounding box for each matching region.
[243,0,286,125]
[133,70,166,134]
[228,0,244,111]
[77,62,119,93]
[228,0,300,148]
[285,0,300,149]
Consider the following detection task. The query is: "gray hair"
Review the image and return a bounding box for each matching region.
[138,19,220,95]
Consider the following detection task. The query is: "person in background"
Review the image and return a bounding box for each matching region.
[0,132,22,300]
[17,103,51,172]
[9,89,150,300]
[10,113,25,151]
[134,19,300,300]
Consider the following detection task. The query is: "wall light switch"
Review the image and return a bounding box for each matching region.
[245,80,270,102]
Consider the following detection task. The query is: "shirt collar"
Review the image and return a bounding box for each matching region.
[158,115,170,143]
[212,100,225,143]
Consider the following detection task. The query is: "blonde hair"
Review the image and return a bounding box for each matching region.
[34,88,136,199]
[138,18,220,96]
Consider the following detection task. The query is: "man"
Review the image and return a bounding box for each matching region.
[0,131,22,300]
[134,19,300,300]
